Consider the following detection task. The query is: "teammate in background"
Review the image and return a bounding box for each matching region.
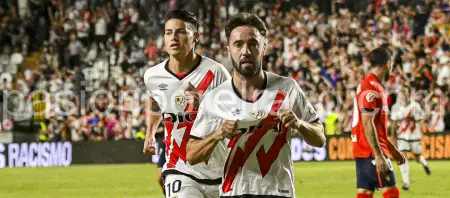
[427,103,445,133]
[186,13,325,198]
[142,10,231,198]
[391,87,431,190]
[351,47,406,198]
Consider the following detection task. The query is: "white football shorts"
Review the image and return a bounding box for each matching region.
[164,174,219,198]
[397,139,422,155]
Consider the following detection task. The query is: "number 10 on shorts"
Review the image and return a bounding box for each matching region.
[166,180,181,197]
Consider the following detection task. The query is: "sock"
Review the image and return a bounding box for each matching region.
[383,186,400,198]
[399,159,410,184]
[357,193,374,198]
[419,155,428,167]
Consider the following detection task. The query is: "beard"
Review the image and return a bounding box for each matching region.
[231,58,261,78]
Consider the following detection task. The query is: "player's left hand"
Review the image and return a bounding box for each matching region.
[278,109,300,129]
[391,149,406,165]
[184,82,200,110]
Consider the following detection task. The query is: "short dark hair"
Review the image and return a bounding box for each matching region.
[164,9,199,32]
[225,12,267,40]
[368,47,392,68]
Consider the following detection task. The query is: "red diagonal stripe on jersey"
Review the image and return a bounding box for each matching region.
[227,133,242,148]
[196,70,214,94]
[256,121,287,177]
[398,107,414,136]
[163,120,175,167]
[167,70,215,168]
[222,90,287,193]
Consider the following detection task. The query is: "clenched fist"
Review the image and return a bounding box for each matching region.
[277,109,300,129]
[215,120,238,140]
[184,82,200,110]
[143,135,156,155]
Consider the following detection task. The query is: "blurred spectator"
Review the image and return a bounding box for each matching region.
[0,0,446,143]
[67,33,83,69]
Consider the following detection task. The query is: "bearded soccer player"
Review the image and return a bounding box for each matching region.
[142,10,231,198]
[186,13,325,198]
[351,47,406,198]
[391,87,431,190]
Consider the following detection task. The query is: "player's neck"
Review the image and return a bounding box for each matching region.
[233,71,266,101]
[370,68,386,82]
[168,51,198,74]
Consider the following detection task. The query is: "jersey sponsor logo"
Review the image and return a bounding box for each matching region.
[162,112,196,124]
[164,70,215,168]
[222,90,287,193]
[249,109,266,119]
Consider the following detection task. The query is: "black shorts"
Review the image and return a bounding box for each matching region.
[157,141,166,168]
[355,156,396,190]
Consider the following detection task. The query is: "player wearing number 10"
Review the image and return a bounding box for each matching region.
[351,47,406,198]
[142,10,231,198]
[186,13,326,198]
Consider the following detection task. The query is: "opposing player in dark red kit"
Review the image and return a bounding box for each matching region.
[351,47,406,198]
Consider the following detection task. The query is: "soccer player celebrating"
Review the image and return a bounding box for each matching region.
[351,47,406,198]
[186,13,325,198]
[142,9,231,197]
[391,87,431,190]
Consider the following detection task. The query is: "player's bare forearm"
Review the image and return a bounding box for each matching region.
[296,120,326,147]
[146,97,162,138]
[390,121,397,142]
[362,114,383,157]
[186,133,222,165]
[146,115,162,138]
[387,137,398,153]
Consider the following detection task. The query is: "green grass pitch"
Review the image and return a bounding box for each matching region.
[1,161,449,197]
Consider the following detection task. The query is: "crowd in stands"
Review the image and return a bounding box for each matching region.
[0,0,448,142]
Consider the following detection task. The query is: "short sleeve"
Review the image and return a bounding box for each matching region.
[214,65,232,88]
[358,90,381,114]
[289,80,320,123]
[143,68,154,98]
[190,96,222,139]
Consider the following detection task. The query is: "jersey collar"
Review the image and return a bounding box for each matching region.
[164,55,202,81]
[231,71,268,103]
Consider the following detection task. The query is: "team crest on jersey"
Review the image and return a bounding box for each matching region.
[365,92,377,102]
[175,95,186,107]
[249,109,266,119]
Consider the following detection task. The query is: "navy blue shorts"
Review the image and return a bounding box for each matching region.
[157,141,166,168]
[355,157,396,190]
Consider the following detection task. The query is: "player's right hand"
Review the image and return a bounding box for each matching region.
[391,149,406,165]
[375,156,390,175]
[216,120,238,140]
[184,82,200,110]
[143,135,156,155]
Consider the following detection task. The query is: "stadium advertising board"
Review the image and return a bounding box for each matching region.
[1,132,448,168]
[0,142,72,168]
[327,132,450,161]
